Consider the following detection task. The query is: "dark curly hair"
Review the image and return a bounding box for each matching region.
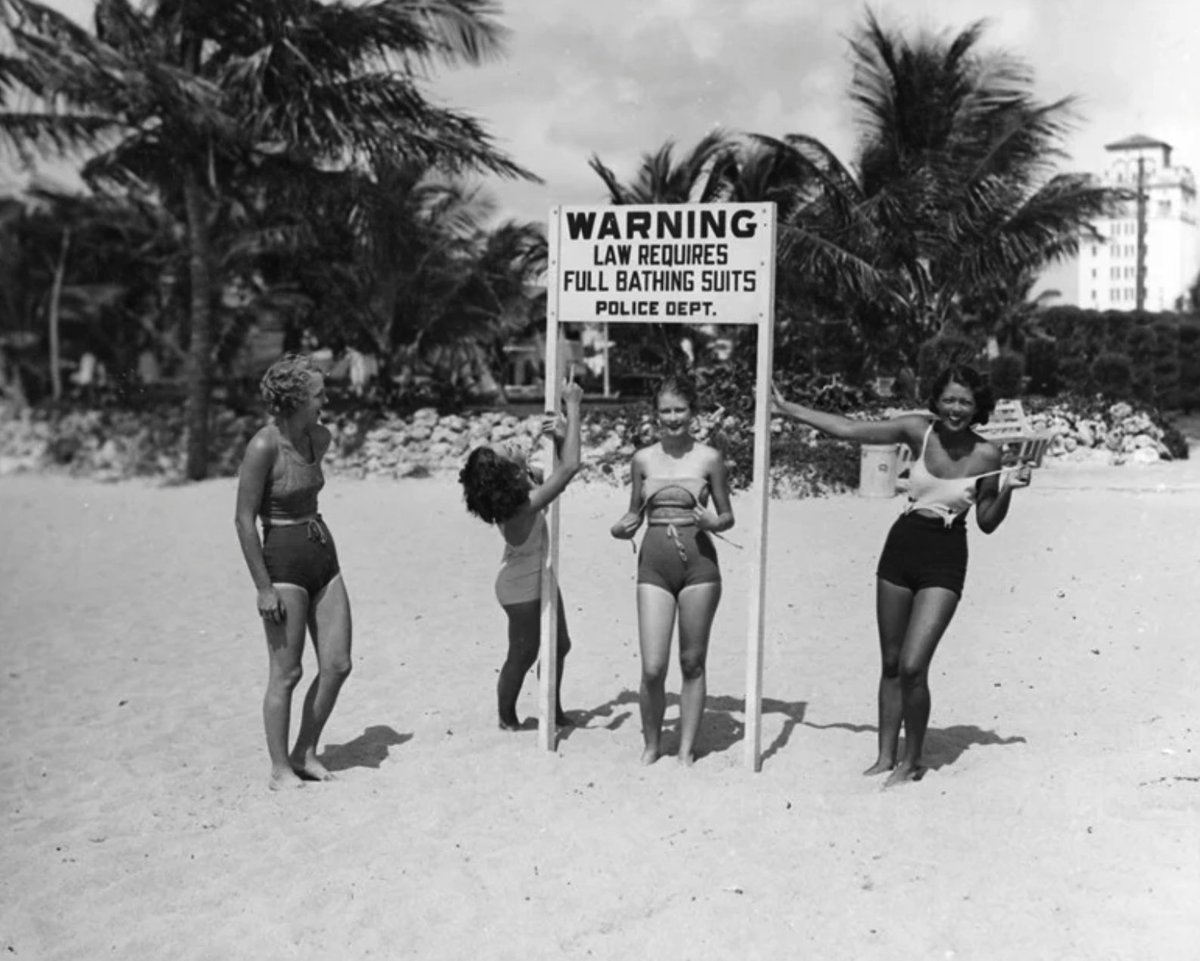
[653,372,700,412]
[459,446,531,524]
[260,353,316,417]
[925,364,995,426]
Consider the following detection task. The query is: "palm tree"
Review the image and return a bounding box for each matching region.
[0,184,185,400]
[747,12,1118,373]
[961,270,1061,359]
[588,130,735,205]
[1,0,534,477]
[281,158,545,400]
[587,131,739,377]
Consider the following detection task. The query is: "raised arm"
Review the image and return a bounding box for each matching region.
[525,379,584,513]
[771,381,927,448]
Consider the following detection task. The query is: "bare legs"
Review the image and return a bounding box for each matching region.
[869,578,958,786]
[262,577,353,790]
[498,591,571,730]
[636,581,721,765]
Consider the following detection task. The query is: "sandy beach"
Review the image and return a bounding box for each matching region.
[1,460,1198,961]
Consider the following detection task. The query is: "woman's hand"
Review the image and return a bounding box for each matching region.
[257,586,285,624]
[562,380,584,407]
[770,381,791,416]
[692,506,717,532]
[610,512,641,539]
[1007,463,1033,489]
[540,412,567,440]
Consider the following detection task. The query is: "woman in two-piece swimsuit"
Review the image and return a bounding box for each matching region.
[234,354,353,791]
[611,375,734,766]
[459,379,585,731]
[772,365,1033,787]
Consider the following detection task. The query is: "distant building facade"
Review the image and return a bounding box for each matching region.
[1042,135,1199,313]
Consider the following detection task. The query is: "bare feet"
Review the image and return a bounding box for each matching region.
[640,745,661,766]
[678,751,696,768]
[882,761,926,789]
[498,716,522,731]
[268,766,305,791]
[290,749,336,782]
[862,759,895,776]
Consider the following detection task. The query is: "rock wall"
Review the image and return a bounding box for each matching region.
[0,396,1183,488]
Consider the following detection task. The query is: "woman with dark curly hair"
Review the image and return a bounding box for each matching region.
[459,379,584,730]
[772,365,1032,787]
[234,353,352,790]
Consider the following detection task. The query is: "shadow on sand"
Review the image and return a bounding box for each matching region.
[320,724,412,772]
[801,719,1027,772]
[559,689,808,767]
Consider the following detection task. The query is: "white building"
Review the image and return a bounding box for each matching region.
[1061,135,1199,313]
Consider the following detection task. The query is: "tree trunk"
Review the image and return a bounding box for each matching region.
[183,165,214,481]
[48,228,71,401]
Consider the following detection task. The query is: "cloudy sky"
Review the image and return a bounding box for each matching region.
[20,0,1200,225]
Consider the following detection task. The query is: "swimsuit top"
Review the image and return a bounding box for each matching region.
[500,510,548,571]
[260,423,324,522]
[904,424,1003,527]
[641,476,709,526]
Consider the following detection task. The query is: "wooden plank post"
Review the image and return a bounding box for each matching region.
[743,211,776,772]
[538,212,564,752]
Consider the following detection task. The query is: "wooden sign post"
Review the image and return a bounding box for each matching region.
[540,202,777,771]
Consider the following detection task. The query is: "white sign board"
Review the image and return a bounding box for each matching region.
[552,203,774,324]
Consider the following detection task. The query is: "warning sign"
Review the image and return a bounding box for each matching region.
[549,203,775,324]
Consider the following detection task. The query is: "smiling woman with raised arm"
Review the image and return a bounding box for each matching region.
[610,374,734,767]
[772,365,1032,787]
[234,353,353,791]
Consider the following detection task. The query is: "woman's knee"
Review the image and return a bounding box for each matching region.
[898,660,928,688]
[268,662,303,691]
[678,652,706,681]
[641,662,669,688]
[323,656,352,681]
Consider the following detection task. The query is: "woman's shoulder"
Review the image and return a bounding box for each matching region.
[630,444,657,469]
[969,433,1003,469]
[693,441,726,469]
[245,424,279,458]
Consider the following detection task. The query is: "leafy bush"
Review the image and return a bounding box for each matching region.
[1024,336,1058,395]
[989,350,1025,399]
[1090,352,1133,400]
[1127,324,1156,402]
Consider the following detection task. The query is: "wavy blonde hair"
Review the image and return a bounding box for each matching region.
[260,353,315,416]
